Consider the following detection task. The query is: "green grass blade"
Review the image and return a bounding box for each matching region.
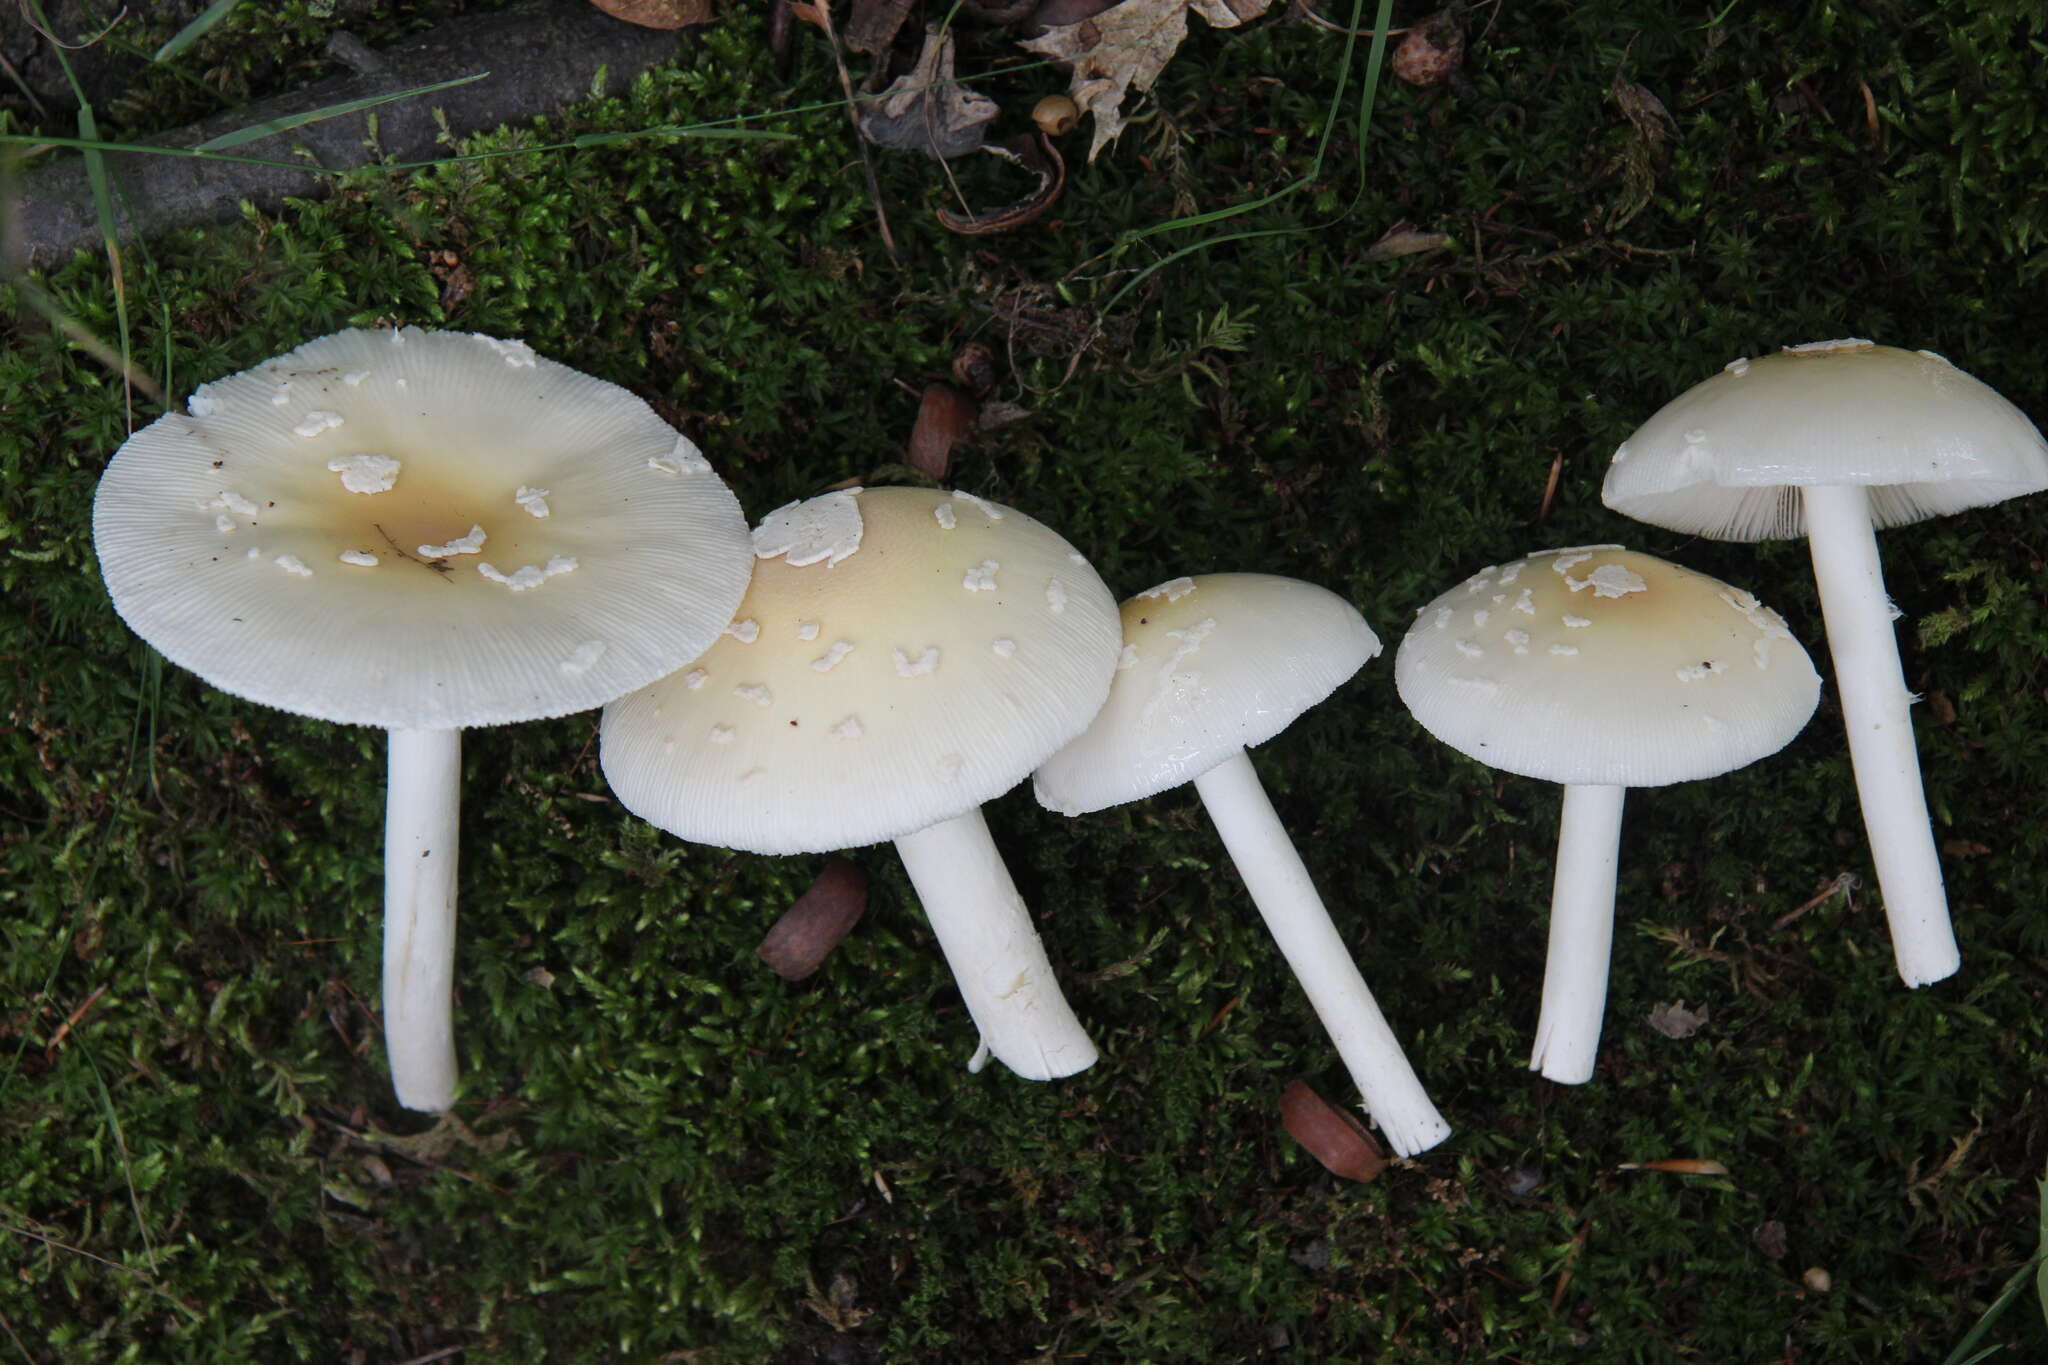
[153,0,243,63]
[570,125,798,147]
[193,72,491,152]
[1943,1257,2044,1364]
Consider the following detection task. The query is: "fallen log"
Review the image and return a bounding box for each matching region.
[16,0,691,270]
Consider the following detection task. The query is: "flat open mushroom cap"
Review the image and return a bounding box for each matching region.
[1603,339,2048,540]
[1034,573,1379,816]
[601,486,1122,854]
[1396,547,1820,787]
[93,327,753,730]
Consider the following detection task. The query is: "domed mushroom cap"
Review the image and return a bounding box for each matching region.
[1396,547,1820,787]
[601,486,1122,855]
[1603,339,2048,540]
[93,327,754,730]
[1033,574,1380,817]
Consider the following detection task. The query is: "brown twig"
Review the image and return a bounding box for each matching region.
[43,982,108,1057]
[1771,872,1857,934]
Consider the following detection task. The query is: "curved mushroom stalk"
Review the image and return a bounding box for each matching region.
[893,807,1099,1081]
[1529,783,1625,1085]
[1802,484,1959,986]
[1192,749,1452,1156]
[383,728,462,1111]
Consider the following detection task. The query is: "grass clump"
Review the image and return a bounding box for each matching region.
[6,1,2048,1360]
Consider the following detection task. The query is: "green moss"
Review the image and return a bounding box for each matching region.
[7,1,2048,1360]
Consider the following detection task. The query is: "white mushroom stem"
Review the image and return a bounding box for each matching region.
[1191,750,1451,1156]
[1530,782,1625,1085]
[384,728,462,1111]
[1803,483,1959,986]
[893,808,1099,1081]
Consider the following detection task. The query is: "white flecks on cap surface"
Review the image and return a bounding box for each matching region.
[1045,580,1068,614]
[1138,576,1196,602]
[1116,643,1138,670]
[189,390,218,417]
[514,486,551,518]
[97,325,747,734]
[953,491,1005,521]
[1395,546,1820,788]
[733,683,773,706]
[200,490,260,517]
[559,641,606,675]
[683,669,708,691]
[475,334,538,367]
[600,486,1121,854]
[213,513,236,533]
[963,561,999,592]
[295,411,345,438]
[796,621,820,641]
[831,715,864,739]
[647,434,712,476]
[1724,357,1751,376]
[992,638,1017,658]
[270,387,290,406]
[934,502,957,530]
[418,524,486,558]
[477,556,576,591]
[275,554,312,577]
[1603,342,2048,540]
[340,550,380,567]
[709,724,735,744]
[753,489,864,568]
[893,646,940,677]
[327,454,400,494]
[343,370,371,387]
[811,640,855,672]
[726,618,760,644]
[1034,574,1381,816]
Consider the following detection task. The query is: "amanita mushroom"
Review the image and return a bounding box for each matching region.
[1603,339,2048,986]
[1396,547,1819,1084]
[600,485,1122,1080]
[1033,573,1451,1157]
[92,327,753,1110]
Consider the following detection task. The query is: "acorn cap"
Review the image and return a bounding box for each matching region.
[1603,339,2048,541]
[92,327,754,730]
[1033,573,1379,817]
[1395,547,1820,787]
[600,486,1122,854]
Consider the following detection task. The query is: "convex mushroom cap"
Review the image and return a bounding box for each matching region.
[93,325,754,729]
[1602,340,2048,540]
[1034,573,1379,815]
[1035,573,1452,1157]
[604,486,1123,852]
[602,485,1123,1081]
[1397,546,1820,785]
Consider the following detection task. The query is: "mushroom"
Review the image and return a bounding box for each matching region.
[1033,574,1452,1156]
[1396,547,1819,1084]
[92,327,754,1110]
[600,485,1123,1080]
[1603,340,2048,986]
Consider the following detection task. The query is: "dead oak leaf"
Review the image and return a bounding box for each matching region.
[1019,0,1272,162]
[1645,999,1709,1040]
[860,28,998,160]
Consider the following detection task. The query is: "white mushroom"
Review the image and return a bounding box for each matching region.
[1035,574,1451,1157]
[1604,340,2048,986]
[601,487,1123,1081]
[1397,547,1820,1084]
[93,327,754,1111]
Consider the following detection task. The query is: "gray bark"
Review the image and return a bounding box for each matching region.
[17,1,689,270]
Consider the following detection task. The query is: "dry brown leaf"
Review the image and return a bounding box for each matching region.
[1279,1080,1386,1183]
[845,0,914,55]
[1362,222,1449,261]
[757,857,869,979]
[1019,0,1273,161]
[803,1270,873,1331]
[860,28,998,160]
[1645,999,1709,1040]
[906,384,977,479]
[588,0,715,28]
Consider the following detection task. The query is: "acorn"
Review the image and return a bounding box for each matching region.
[1033,94,1080,138]
[1391,9,1465,88]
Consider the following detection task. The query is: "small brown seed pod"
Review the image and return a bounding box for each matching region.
[1033,94,1080,138]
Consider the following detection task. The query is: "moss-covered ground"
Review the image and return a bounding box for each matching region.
[6,1,2048,1359]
